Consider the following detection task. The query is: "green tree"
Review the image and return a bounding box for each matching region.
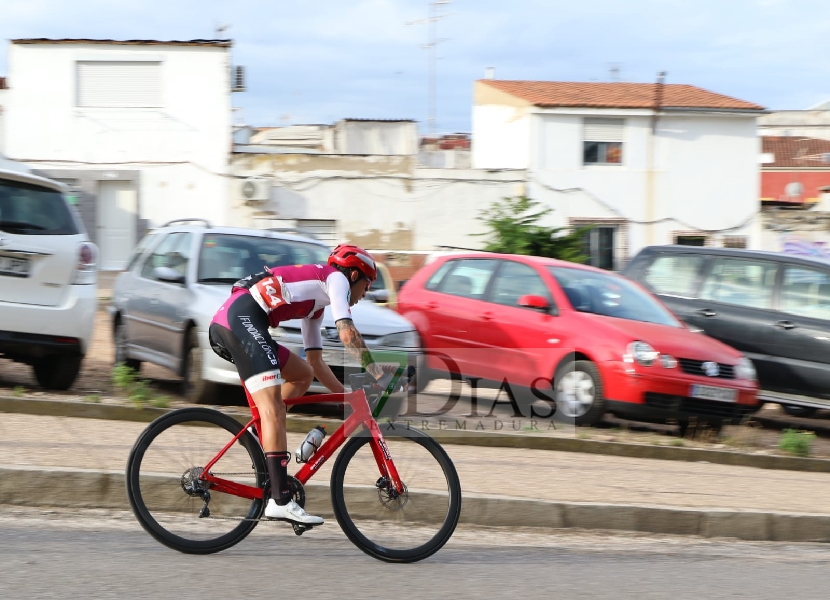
[477,196,590,263]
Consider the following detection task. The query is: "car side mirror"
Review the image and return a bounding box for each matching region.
[154,266,186,285]
[518,294,551,312]
[367,289,389,303]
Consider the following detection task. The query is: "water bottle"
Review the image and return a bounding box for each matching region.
[295,425,327,463]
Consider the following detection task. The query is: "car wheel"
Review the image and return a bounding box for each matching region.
[554,360,605,426]
[182,329,217,403]
[781,405,818,419]
[114,318,141,372]
[33,354,83,391]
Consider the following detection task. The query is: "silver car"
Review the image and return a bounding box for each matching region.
[109,219,422,402]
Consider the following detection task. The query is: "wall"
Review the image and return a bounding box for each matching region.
[334,121,417,155]
[761,171,830,204]
[230,152,526,251]
[527,110,760,261]
[0,87,6,154]
[759,110,830,141]
[4,42,233,253]
[472,105,530,169]
[760,208,830,257]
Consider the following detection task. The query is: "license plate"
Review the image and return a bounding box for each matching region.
[690,384,737,402]
[0,255,30,278]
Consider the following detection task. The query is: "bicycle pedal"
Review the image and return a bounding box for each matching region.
[292,523,314,536]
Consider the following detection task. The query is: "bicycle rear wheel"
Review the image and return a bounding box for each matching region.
[126,408,266,554]
[330,424,461,563]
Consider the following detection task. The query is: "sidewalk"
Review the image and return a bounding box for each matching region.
[2,411,830,542]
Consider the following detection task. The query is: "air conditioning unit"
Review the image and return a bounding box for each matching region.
[239,176,270,204]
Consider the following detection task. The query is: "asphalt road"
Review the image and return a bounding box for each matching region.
[2,507,829,600]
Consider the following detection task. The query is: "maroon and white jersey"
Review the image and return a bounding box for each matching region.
[232,263,352,349]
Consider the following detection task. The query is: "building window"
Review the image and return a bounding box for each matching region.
[723,236,748,249]
[572,218,628,271]
[673,231,709,247]
[583,118,624,166]
[582,226,617,270]
[77,61,162,108]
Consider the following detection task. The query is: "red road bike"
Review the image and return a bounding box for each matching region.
[125,373,462,563]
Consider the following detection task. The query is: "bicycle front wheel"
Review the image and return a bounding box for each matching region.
[126,408,266,554]
[330,424,461,563]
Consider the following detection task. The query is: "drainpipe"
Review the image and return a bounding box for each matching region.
[645,71,666,245]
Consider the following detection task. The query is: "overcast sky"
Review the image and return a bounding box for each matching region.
[2,0,828,134]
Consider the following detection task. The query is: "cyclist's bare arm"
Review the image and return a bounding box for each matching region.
[336,318,384,380]
[305,349,346,394]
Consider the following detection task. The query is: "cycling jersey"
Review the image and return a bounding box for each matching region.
[208,263,353,392]
[231,263,352,350]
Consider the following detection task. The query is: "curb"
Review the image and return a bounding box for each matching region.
[2,465,829,543]
[3,395,830,473]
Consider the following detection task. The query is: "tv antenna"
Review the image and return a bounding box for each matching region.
[407,1,453,136]
[215,22,231,39]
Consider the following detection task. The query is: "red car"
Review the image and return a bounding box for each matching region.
[398,253,759,427]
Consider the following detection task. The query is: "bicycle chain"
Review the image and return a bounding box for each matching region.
[198,472,303,523]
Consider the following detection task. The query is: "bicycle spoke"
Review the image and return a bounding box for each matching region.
[331,426,461,562]
[127,409,266,554]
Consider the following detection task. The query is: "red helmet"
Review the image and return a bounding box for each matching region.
[328,244,377,282]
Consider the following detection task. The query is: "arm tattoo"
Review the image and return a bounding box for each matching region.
[336,319,382,378]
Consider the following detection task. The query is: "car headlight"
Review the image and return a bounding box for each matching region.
[377,330,421,349]
[624,341,659,367]
[735,357,757,381]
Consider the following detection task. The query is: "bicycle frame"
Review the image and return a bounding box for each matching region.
[199,386,404,502]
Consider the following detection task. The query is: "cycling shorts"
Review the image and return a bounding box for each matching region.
[208,291,291,392]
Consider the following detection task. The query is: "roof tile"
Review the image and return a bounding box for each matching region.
[479,80,764,111]
[762,136,830,168]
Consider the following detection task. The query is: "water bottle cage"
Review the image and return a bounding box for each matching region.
[295,437,323,463]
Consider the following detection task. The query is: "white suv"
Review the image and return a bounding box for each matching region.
[0,156,98,389]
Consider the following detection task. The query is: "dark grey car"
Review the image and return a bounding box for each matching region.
[623,245,830,417]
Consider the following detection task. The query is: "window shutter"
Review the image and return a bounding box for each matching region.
[77,61,162,108]
[583,118,624,142]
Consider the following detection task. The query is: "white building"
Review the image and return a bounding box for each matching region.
[0,77,8,153]
[231,120,524,251]
[759,103,830,141]
[3,39,235,269]
[472,79,766,269]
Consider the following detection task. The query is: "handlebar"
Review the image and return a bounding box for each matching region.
[348,365,416,398]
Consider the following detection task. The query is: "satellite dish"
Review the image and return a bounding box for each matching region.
[785,181,804,199]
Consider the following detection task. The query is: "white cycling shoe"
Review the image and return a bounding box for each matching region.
[264,498,324,525]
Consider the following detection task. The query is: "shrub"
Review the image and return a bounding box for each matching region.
[112,363,138,391]
[778,429,815,458]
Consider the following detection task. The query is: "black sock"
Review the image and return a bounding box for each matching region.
[265,451,292,505]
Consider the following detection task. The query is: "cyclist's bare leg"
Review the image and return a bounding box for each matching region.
[252,352,324,524]
[250,352,314,452]
[280,351,315,402]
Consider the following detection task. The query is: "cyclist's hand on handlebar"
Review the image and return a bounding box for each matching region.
[373,371,395,392]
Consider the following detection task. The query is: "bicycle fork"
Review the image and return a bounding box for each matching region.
[367,423,405,497]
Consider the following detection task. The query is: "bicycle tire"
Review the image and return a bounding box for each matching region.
[330,424,461,563]
[126,408,266,554]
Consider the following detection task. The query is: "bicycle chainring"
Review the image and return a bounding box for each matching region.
[263,475,306,508]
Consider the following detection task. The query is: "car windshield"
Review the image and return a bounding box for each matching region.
[549,266,681,327]
[0,180,79,235]
[196,233,330,284]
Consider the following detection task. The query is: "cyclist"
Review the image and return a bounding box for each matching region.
[208,244,390,526]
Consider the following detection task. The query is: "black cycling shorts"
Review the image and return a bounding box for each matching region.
[208,292,290,392]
